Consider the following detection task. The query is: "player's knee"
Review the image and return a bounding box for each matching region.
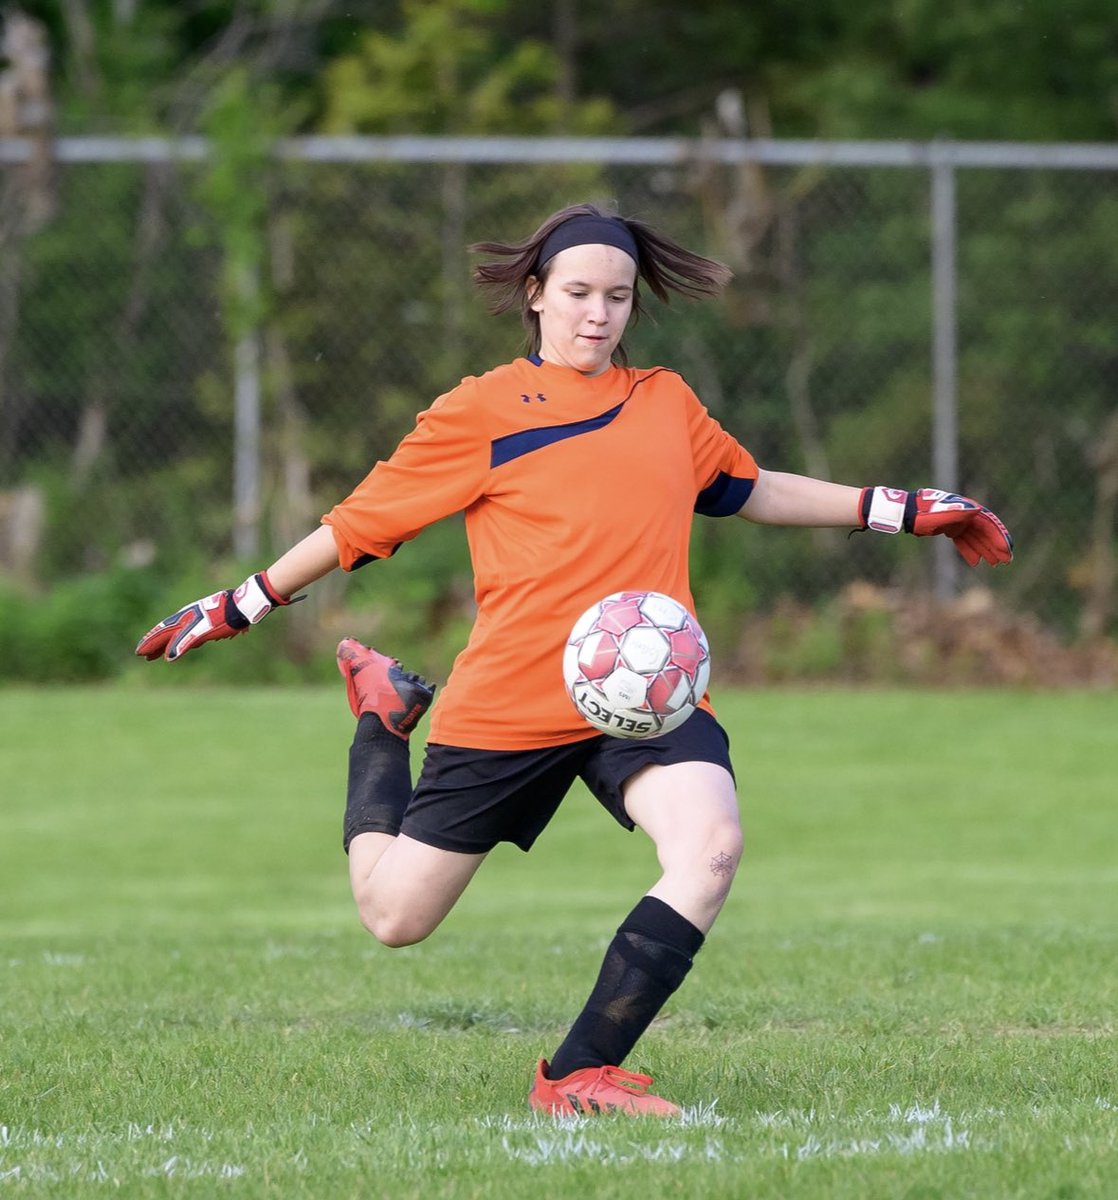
[666,815,744,891]
[697,811,744,866]
[357,903,434,949]
[702,840,742,898]
[716,819,745,869]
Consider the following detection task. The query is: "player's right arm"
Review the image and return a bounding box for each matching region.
[137,380,491,664]
[265,525,340,596]
[134,527,340,664]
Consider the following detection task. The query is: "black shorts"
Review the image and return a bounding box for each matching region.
[401,708,733,854]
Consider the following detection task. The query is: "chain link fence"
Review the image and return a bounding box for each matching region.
[1,137,1115,681]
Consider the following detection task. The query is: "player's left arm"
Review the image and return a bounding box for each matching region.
[737,469,862,527]
[738,468,1013,566]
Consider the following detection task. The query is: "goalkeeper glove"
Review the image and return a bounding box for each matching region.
[135,570,297,662]
[860,487,1014,567]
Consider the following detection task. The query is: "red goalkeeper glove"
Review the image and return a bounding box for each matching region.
[860,487,1013,567]
[135,570,296,662]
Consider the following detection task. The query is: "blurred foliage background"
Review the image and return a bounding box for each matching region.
[0,0,1115,687]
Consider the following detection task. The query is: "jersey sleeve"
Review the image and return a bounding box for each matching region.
[322,381,490,569]
[685,387,759,517]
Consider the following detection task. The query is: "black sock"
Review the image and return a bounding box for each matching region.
[546,896,705,1079]
[342,713,413,852]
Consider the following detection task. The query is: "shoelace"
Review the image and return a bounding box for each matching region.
[599,1066,654,1093]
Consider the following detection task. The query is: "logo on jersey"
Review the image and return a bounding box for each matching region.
[520,392,548,403]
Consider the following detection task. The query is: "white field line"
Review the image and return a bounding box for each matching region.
[763,1099,980,1160]
[477,1101,728,1134]
[0,1160,246,1184]
[491,1099,983,1166]
[4,951,89,968]
[0,1124,254,1185]
[6,1097,1111,1181]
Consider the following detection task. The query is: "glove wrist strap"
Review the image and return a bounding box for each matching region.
[232,572,285,624]
[863,486,908,535]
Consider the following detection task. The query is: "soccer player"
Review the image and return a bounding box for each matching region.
[137,202,1012,1116]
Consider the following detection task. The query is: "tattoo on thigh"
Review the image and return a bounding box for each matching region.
[709,851,735,878]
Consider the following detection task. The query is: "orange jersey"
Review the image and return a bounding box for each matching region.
[323,357,758,750]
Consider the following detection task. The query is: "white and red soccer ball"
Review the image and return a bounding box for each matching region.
[562,591,711,739]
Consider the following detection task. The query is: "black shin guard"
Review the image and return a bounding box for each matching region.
[547,896,705,1079]
[342,713,413,851]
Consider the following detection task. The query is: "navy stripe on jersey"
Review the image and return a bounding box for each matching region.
[490,403,624,469]
[490,367,674,469]
[695,471,754,517]
[348,542,401,570]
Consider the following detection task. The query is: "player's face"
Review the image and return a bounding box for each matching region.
[529,244,636,376]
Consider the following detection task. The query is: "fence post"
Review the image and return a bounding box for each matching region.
[232,265,261,561]
[931,148,959,600]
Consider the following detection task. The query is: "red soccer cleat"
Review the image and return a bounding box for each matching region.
[528,1059,680,1117]
[336,638,435,737]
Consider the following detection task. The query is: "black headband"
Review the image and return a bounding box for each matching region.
[536,214,639,270]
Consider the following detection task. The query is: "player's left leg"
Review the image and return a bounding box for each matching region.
[348,832,487,948]
[534,761,740,1114]
[337,637,436,853]
[337,638,486,947]
[623,759,742,933]
[338,639,586,950]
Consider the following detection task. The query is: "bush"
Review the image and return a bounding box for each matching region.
[0,568,162,682]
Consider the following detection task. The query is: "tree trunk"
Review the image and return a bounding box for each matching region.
[0,10,55,494]
[703,91,837,552]
[1081,410,1118,640]
[440,160,467,379]
[72,160,172,490]
[553,0,578,126]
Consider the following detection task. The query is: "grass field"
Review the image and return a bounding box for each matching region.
[1,685,1115,1198]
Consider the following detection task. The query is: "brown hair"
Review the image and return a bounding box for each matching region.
[470,202,732,363]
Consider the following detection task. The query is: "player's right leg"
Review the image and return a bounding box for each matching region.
[349,832,487,947]
[336,639,487,947]
[337,637,434,854]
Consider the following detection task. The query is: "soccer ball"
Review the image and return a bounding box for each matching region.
[562,591,711,739]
